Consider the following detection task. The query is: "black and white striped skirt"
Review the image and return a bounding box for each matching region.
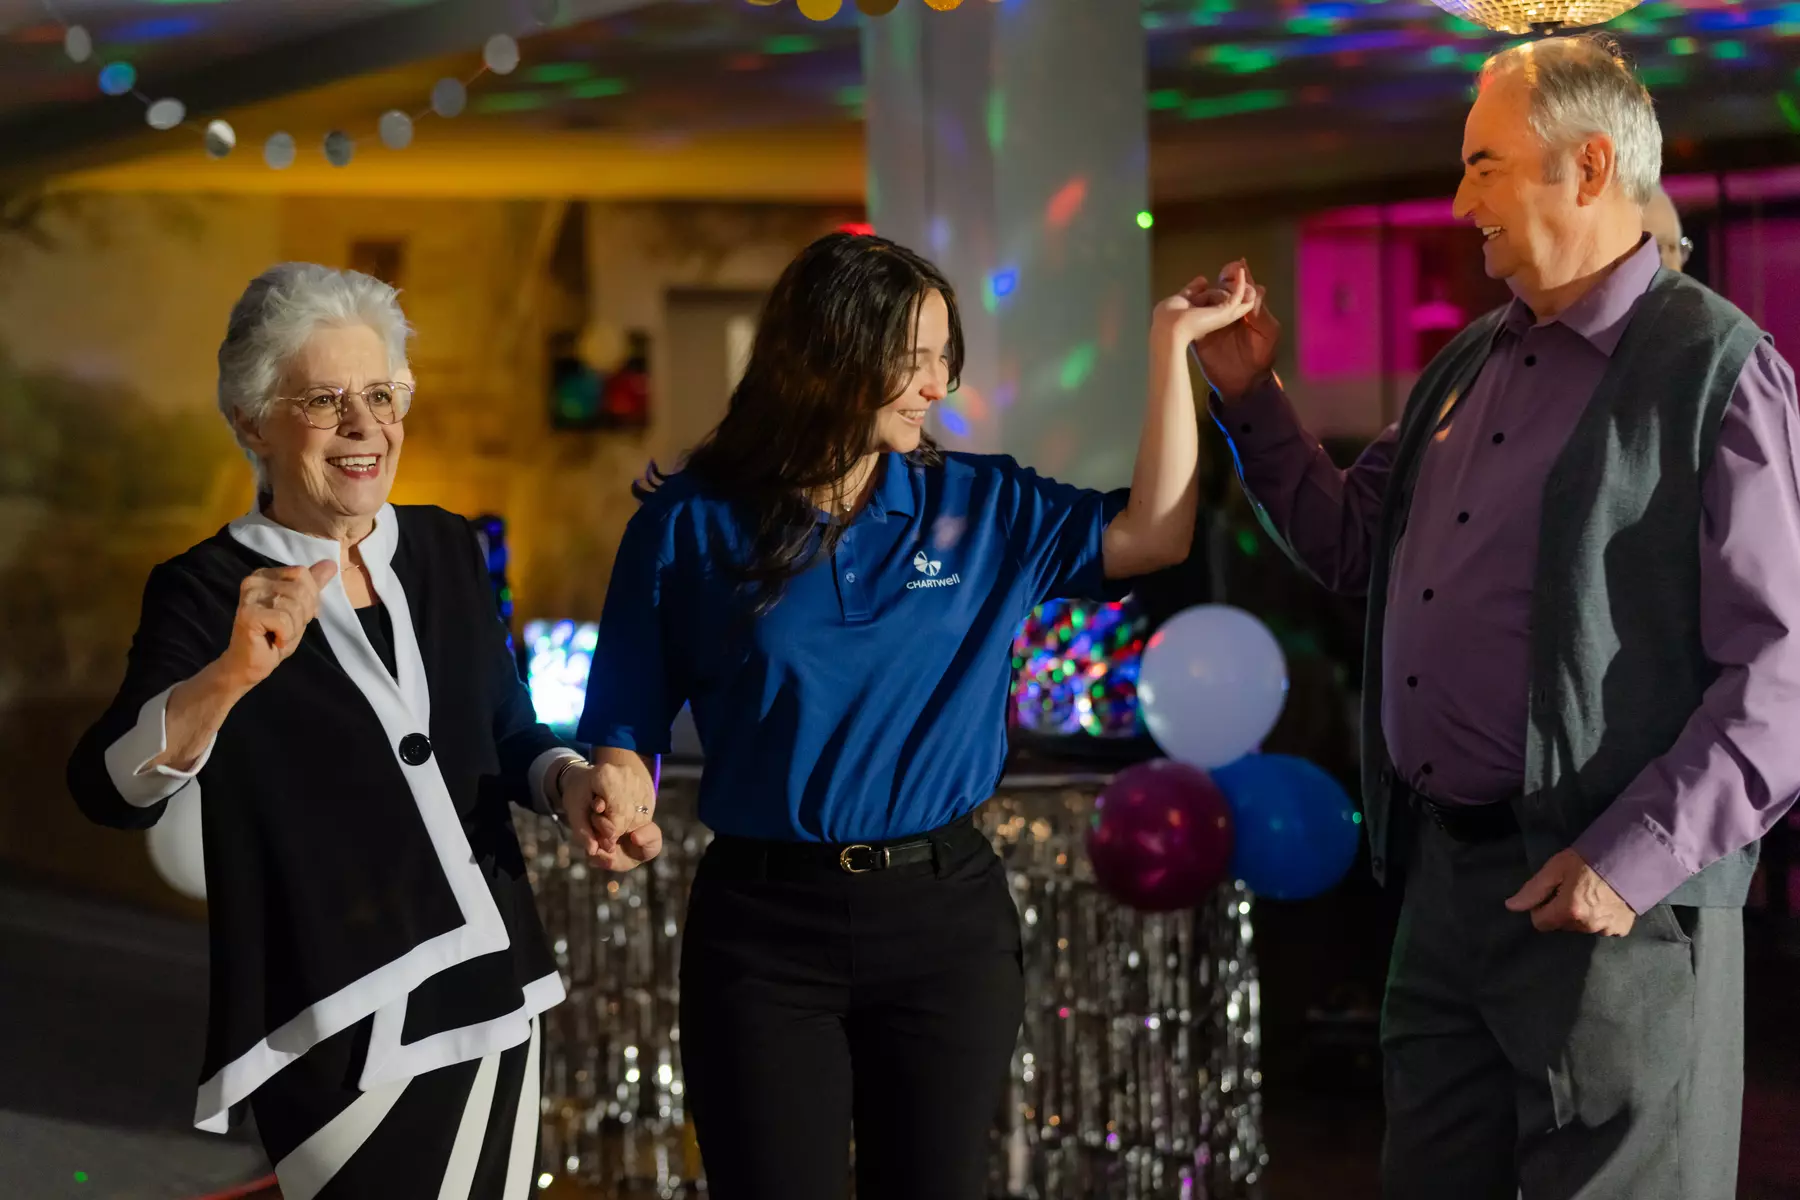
[250,1016,541,1200]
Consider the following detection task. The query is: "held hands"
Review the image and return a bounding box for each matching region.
[1504,848,1637,936]
[558,758,663,873]
[1189,260,1282,403]
[222,560,339,688]
[1151,269,1257,352]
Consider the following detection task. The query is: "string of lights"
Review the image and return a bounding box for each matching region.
[36,0,565,170]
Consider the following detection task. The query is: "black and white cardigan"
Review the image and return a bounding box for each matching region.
[68,503,576,1132]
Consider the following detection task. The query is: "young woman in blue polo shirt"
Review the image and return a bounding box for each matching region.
[576,233,1255,1199]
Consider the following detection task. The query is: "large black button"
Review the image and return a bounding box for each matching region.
[398,733,433,766]
[1406,675,1419,688]
[1423,588,1435,601]
[1492,432,1506,445]
[1524,354,1537,367]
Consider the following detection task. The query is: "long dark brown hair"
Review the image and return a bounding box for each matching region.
[640,231,965,609]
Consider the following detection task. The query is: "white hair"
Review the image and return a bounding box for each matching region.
[217,262,412,496]
[1481,34,1662,207]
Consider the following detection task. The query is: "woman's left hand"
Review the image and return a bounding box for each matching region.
[558,757,659,867]
[1150,269,1255,349]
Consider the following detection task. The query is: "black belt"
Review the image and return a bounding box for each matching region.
[1402,781,1521,844]
[704,814,986,880]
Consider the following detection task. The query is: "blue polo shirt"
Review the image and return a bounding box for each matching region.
[577,451,1128,842]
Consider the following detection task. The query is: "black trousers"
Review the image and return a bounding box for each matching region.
[678,816,1025,1200]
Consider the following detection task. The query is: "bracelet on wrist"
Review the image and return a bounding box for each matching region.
[548,755,585,818]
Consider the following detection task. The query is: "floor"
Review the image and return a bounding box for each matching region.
[2,870,1795,1200]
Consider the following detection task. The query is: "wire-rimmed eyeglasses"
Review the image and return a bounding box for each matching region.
[279,382,414,430]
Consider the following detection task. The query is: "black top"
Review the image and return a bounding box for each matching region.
[356,601,398,679]
[67,504,580,1130]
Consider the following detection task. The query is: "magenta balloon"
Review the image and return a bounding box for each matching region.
[1086,759,1235,913]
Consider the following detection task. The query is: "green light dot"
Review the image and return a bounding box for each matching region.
[74,1173,89,1184]
[1058,342,1099,391]
[764,35,817,55]
[1136,210,1154,229]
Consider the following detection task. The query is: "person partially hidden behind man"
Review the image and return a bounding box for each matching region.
[1644,182,1691,272]
[1193,35,1800,1200]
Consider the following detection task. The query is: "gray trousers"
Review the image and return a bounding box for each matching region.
[1380,819,1744,1199]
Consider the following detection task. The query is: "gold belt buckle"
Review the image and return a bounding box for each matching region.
[838,844,887,873]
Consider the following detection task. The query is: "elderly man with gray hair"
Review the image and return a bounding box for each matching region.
[66,263,661,1196]
[1194,35,1800,1199]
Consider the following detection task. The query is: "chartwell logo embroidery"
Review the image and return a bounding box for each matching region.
[908,549,960,590]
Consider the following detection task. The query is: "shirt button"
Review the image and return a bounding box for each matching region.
[1406,675,1418,687]
[1492,432,1506,445]
[845,572,856,583]
[1422,588,1434,601]
[398,733,433,766]
[1524,355,1538,367]
[1421,762,1434,776]
[1240,423,1254,435]
[1458,512,1470,524]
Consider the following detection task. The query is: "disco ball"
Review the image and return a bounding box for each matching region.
[1426,0,1643,35]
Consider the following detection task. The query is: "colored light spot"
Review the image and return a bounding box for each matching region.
[1045,177,1087,230]
[108,16,204,41]
[1058,343,1098,391]
[990,268,1017,299]
[1235,529,1259,556]
[524,62,594,84]
[986,89,1005,152]
[1713,40,1746,60]
[473,91,551,114]
[837,221,876,236]
[1182,89,1287,121]
[1287,16,1341,36]
[837,84,866,107]
[1352,811,1364,825]
[74,1172,89,1183]
[568,78,627,99]
[1637,65,1685,90]
[1668,36,1698,56]
[1136,210,1154,230]
[97,61,136,95]
[1148,89,1184,111]
[1208,45,1281,74]
[939,408,970,437]
[764,35,818,54]
[1780,93,1800,133]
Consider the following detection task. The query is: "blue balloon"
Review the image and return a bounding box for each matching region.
[1212,754,1361,900]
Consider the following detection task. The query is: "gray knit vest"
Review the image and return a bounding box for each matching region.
[1353,269,1768,907]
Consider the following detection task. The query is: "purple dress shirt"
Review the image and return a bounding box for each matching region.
[1221,236,1800,911]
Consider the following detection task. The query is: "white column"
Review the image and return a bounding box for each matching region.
[862,0,1151,491]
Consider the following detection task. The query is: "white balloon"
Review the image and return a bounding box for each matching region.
[146,788,206,902]
[1137,604,1288,769]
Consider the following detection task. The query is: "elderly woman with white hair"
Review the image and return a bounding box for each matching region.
[67,262,661,1198]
